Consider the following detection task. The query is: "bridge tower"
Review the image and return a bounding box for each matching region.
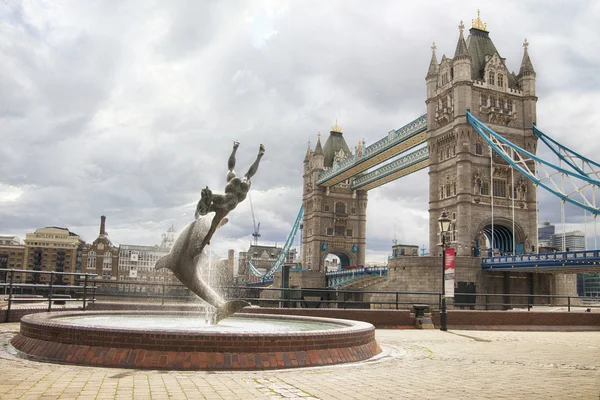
[302,124,368,272]
[427,16,539,257]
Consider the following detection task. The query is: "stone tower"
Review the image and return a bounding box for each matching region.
[302,123,368,271]
[427,14,538,257]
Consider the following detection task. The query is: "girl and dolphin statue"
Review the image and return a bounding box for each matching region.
[155,141,265,322]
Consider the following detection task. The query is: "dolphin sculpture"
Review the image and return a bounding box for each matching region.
[155,212,249,322]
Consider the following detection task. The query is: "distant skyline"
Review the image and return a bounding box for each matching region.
[1,1,599,262]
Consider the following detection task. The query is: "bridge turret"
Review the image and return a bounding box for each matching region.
[452,21,471,84]
[518,39,537,127]
[425,42,439,100]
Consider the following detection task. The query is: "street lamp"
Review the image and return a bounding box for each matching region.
[438,210,451,331]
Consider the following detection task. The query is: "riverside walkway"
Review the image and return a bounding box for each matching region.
[0,323,598,399]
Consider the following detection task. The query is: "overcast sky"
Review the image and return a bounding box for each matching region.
[1,1,599,263]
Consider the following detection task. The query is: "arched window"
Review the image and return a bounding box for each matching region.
[103,252,112,270]
[497,74,504,87]
[334,202,346,214]
[87,251,96,269]
[488,71,495,85]
[445,184,451,198]
[480,94,487,106]
[452,182,457,196]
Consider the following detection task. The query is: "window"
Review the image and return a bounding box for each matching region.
[493,179,507,197]
[103,252,112,270]
[346,229,353,237]
[445,184,451,198]
[475,142,483,155]
[507,99,513,112]
[351,207,356,214]
[324,204,330,212]
[497,74,504,87]
[452,182,457,196]
[335,202,346,214]
[480,182,489,196]
[480,94,487,106]
[87,251,96,269]
[488,71,495,85]
[334,226,345,236]
[327,228,333,236]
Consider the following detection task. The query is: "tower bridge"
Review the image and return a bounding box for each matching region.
[248,12,600,303]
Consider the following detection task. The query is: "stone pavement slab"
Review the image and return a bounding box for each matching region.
[0,323,598,399]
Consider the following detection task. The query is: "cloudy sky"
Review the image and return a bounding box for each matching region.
[1,0,599,263]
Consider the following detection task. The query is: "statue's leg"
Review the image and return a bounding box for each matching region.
[244,144,265,180]
[228,141,240,174]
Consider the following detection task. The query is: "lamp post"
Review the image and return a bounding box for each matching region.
[438,210,451,331]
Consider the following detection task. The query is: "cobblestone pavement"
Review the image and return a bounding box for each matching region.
[0,323,598,400]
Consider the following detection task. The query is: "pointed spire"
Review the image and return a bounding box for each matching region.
[426,42,439,79]
[304,140,312,162]
[454,21,470,59]
[314,132,323,155]
[518,38,536,76]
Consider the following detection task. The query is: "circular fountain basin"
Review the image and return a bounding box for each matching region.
[11,311,381,370]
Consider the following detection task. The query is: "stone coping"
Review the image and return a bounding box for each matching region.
[11,311,381,370]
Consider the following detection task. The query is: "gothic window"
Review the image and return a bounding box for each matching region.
[475,142,483,155]
[440,184,445,199]
[351,207,356,214]
[497,74,504,87]
[488,71,495,85]
[480,181,489,196]
[334,226,345,236]
[480,94,487,106]
[507,99,513,112]
[327,228,333,236]
[493,179,507,197]
[324,204,330,212]
[445,147,449,159]
[452,182,457,196]
[452,146,456,157]
[445,184,451,198]
[335,202,346,214]
[442,98,448,109]
[346,229,353,237]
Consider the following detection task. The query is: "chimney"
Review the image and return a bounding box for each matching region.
[100,215,106,236]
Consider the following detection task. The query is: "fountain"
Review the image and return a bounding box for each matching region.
[10,142,381,370]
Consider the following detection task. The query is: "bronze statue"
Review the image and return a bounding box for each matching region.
[155,141,264,322]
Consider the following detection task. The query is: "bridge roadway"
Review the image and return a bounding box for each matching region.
[316,114,427,188]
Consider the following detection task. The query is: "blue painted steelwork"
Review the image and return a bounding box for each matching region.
[246,206,304,283]
[351,147,429,190]
[482,250,600,271]
[533,124,600,181]
[325,266,388,287]
[467,111,600,216]
[316,114,427,185]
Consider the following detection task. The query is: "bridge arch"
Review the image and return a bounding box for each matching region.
[475,218,527,255]
[322,249,354,271]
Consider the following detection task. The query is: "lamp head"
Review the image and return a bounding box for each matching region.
[438,210,451,233]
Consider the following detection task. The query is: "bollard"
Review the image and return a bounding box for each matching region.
[82,274,88,310]
[6,270,15,322]
[48,272,54,312]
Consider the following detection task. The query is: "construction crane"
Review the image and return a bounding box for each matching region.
[248,191,261,246]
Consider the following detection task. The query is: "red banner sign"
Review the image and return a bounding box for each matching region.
[444,247,455,298]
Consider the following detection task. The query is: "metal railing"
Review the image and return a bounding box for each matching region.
[1,268,98,321]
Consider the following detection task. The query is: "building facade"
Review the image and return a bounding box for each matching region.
[0,236,25,283]
[116,244,176,294]
[22,227,84,286]
[82,216,119,280]
[426,16,538,257]
[302,125,368,271]
[239,244,283,281]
